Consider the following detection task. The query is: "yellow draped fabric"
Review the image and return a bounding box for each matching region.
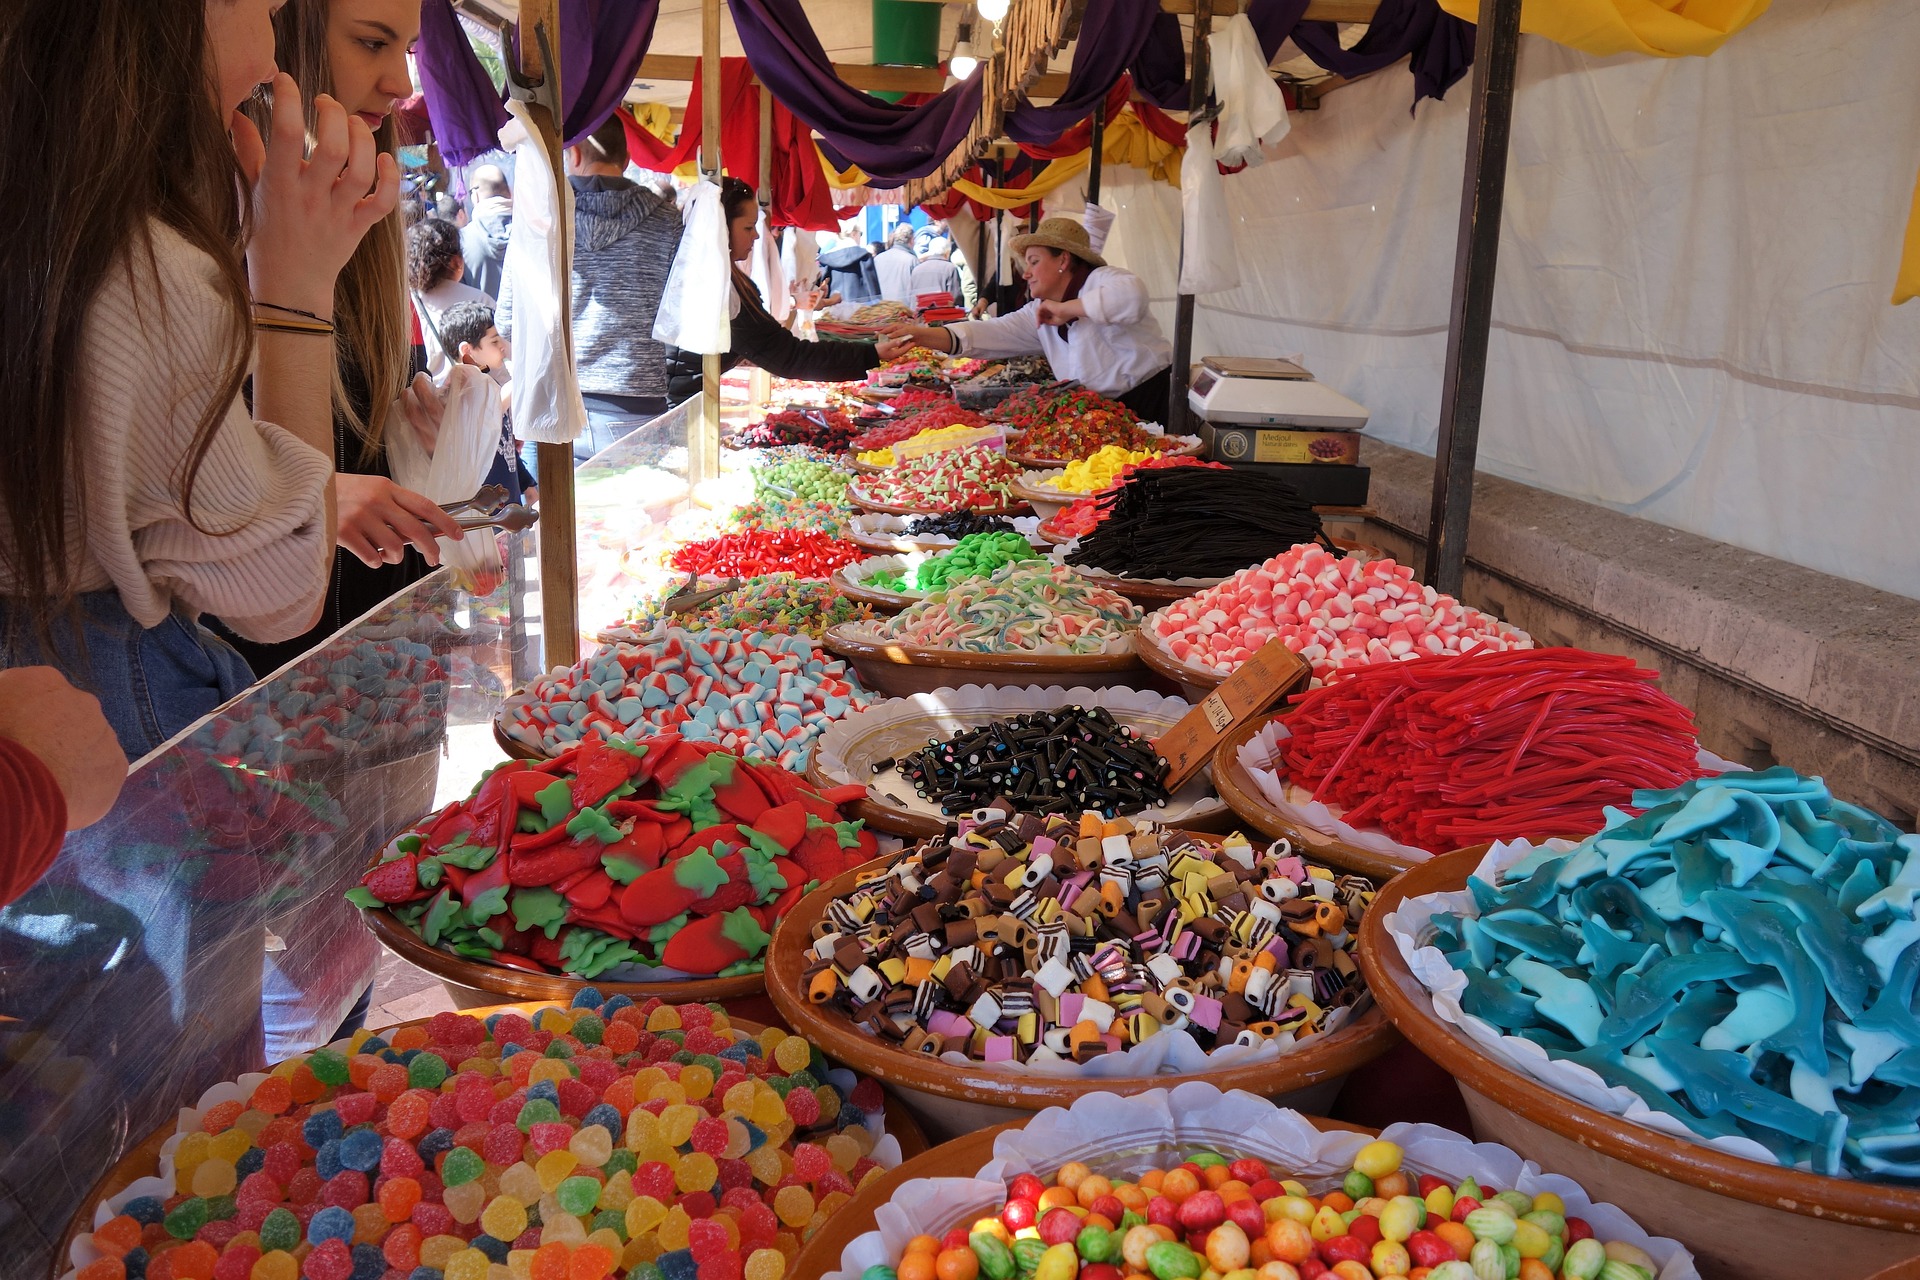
[950,150,1094,210]
[1101,109,1184,186]
[1435,0,1769,58]
[631,101,675,144]
[1895,170,1920,305]
[818,150,870,190]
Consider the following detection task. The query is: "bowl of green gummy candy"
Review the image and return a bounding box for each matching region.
[1360,766,1920,1280]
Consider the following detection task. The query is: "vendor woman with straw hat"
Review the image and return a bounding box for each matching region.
[881,214,1174,422]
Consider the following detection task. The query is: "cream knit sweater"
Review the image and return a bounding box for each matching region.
[8,223,334,642]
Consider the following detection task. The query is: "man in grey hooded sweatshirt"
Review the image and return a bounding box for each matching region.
[460,163,513,301]
[499,116,679,465]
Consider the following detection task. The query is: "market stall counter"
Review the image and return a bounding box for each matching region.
[0,413,694,1274]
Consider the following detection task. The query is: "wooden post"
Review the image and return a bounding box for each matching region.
[1166,0,1214,435]
[691,0,724,487]
[516,0,579,669]
[1422,0,1522,594]
[749,82,775,410]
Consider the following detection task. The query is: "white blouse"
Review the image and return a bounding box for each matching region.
[0,223,333,642]
[948,266,1172,400]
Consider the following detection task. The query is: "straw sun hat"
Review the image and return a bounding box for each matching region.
[1009,216,1106,268]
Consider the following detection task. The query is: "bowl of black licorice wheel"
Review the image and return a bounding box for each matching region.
[1057,466,1335,590]
[803,682,1229,837]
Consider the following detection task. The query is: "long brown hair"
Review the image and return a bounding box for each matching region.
[246,0,410,461]
[0,0,252,646]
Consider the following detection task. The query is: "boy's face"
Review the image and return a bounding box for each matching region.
[463,327,512,376]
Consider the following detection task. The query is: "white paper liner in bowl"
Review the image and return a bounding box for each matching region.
[835,621,1141,659]
[840,553,933,602]
[826,1083,1699,1280]
[810,683,1227,828]
[63,1015,905,1280]
[1236,722,1748,866]
[846,513,1045,550]
[1053,545,1234,591]
[1384,839,1787,1170]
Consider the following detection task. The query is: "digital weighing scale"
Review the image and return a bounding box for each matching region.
[1187,357,1371,506]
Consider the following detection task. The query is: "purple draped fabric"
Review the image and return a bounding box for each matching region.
[725,0,983,184]
[1288,0,1474,105]
[1002,0,1161,144]
[416,1,508,166]
[414,0,661,167]
[1129,0,1469,112]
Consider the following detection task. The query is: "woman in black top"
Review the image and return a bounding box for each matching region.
[665,179,889,406]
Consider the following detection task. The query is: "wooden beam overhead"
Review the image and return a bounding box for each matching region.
[634,53,1071,98]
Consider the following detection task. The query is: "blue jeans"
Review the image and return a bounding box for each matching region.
[0,590,257,761]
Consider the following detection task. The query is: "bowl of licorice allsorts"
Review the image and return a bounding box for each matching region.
[1359,769,1920,1280]
[803,684,1230,839]
[819,563,1156,699]
[766,806,1397,1142]
[58,998,933,1280]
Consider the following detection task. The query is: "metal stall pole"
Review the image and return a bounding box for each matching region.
[692,0,725,488]
[1166,0,1214,436]
[1423,0,1523,595]
[514,0,579,669]
[1086,97,1106,205]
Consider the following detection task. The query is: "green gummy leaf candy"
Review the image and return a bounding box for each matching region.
[537,778,574,826]
[344,886,382,910]
[720,906,770,957]
[673,848,730,897]
[511,886,569,938]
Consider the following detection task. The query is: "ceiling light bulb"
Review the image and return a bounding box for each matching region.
[977,0,1010,20]
[949,40,979,79]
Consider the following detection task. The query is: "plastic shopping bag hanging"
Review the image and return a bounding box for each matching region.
[499,100,588,448]
[386,365,508,593]
[1179,123,1242,295]
[653,178,734,355]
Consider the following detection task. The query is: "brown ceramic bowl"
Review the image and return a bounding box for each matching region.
[1006,433,1204,470]
[830,561,921,615]
[1360,849,1920,1280]
[493,716,545,761]
[846,482,1033,519]
[766,857,1399,1141]
[1130,625,1228,702]
[359,841,766,1009]
[1211,714,1429,882]
[820,624,1151,699]
[792,1114,1374,1279]
[56,1003,931,1280]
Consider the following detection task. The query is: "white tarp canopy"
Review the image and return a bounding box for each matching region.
[1081,0,1920,600]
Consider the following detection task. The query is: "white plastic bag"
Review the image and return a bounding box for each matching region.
[1081,201,1116,253]
[1180,123,1241,294]
[749,208,791,323]
[386,364,506,592]
[653,178,733,355]
[498,102,588,446]
[1211,13,1291,168]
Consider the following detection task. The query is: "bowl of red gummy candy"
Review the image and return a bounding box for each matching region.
[351,733,877,1009]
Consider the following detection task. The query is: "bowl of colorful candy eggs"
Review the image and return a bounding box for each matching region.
[801,1084,1698,1280]
[59,996,932,1280]
[1360,769,1920,1280]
